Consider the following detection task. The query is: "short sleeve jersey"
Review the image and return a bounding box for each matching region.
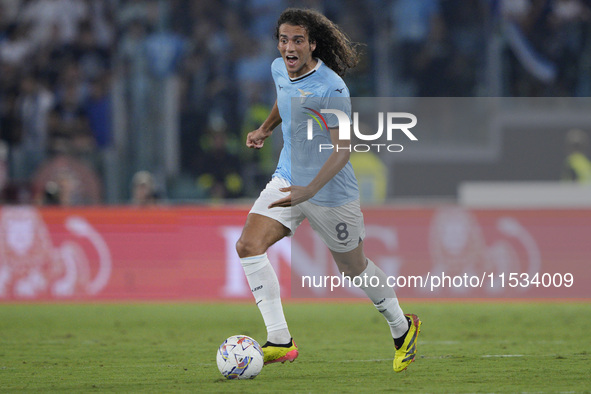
[271,58,359,207]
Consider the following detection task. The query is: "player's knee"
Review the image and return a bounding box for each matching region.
[235,237,265,258]
[335,260,366,279]
[339,267,358,279]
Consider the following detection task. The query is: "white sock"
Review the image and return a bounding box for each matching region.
[240,253,291,344]
[358,259,409,339]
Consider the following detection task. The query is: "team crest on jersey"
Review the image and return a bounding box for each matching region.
[298,89,313,104]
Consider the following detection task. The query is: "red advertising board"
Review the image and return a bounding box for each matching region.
[0,205,588,301]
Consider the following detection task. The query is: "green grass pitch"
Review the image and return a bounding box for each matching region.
[0,302,589,392]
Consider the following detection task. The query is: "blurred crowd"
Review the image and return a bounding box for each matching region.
[0,0,113,204]
[1,0,591,205]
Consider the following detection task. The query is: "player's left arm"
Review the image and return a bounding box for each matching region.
[268,126,350,208]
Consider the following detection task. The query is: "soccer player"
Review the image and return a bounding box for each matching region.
[236,8,421,372]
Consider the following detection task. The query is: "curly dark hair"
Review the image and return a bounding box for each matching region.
[274,8,361,77]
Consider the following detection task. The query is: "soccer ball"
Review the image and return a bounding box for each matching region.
[216,335,264,379]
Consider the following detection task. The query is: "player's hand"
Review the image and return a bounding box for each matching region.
[268,186,315,208]
[246,127,272,149]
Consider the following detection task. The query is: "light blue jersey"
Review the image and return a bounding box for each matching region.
[271,58,359,207]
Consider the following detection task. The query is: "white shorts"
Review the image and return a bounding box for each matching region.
[249,177,366,253]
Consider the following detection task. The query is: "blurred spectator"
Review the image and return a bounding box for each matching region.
[117,18,149,76]
[500,0,591,95]
[20,0,89,47]
[65,20,111,81]
[54,61,89,107]
[390,0,444,95]
[0,83,21,152]
[412,6,455,96]
[87,0,116,49]
[41,169,77,205]
[196,121,244,200]
[144,25,188,79]
[117,0,159,29]
[246,0,285,40]
[439,0,486,96]
[84,75,112,150]
[131,170,158,206]
[11,73,54,180]
[31,23,69,89]
[562,128,591,182]
[0,22,33,67]
[48,83,95,159]
[547,0,591,95]
[33,155,102,205]
[234,34,274,115]
[1,181,33,204]
[0,0,22,28]
[240,99,275,197]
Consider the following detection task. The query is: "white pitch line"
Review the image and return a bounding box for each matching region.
[201,353,558,367]
[420,340,461,345]
[420,340,566,345]
[338,358,392,363]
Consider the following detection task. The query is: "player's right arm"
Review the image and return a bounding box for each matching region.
[246,100,281,149]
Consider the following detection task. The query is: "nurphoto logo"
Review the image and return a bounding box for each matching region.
[305,108,418,153]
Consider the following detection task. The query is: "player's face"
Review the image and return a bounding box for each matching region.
[277,24,317,78]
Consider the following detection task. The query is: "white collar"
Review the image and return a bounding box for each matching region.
[289,58,322,82]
